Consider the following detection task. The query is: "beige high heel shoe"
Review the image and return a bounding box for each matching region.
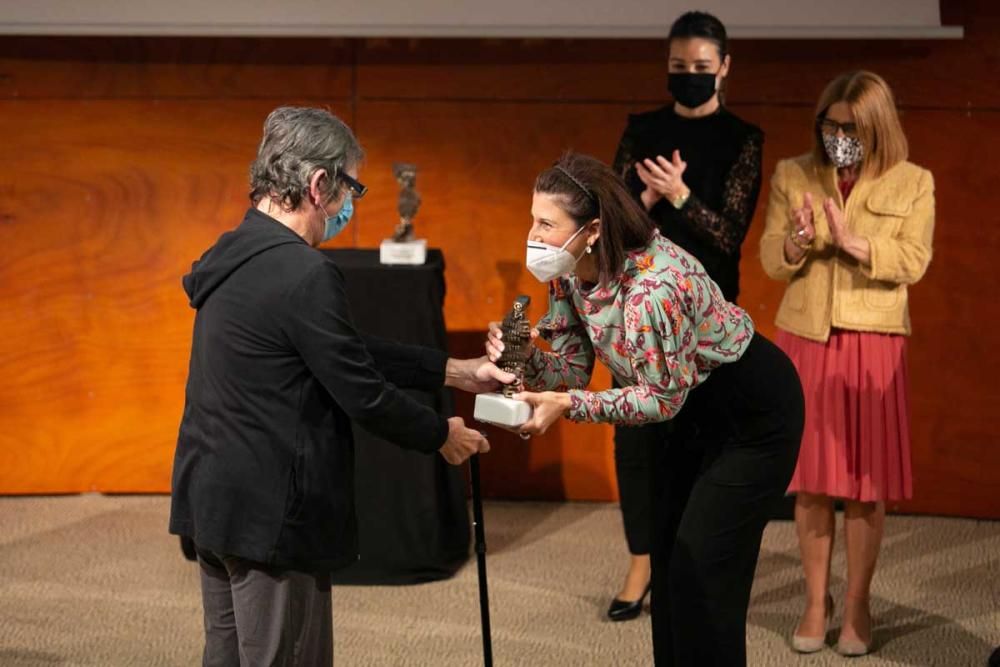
[834,637,871,657]
[791,594,833,654]
[835,601,873,657]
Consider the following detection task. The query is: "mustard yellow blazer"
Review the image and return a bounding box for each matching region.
[760,154,935,342]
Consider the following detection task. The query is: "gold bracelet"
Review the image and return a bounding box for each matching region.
[670,190,690,210]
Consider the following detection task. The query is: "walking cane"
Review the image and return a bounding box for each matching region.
[468,294,534,666]
[470,451,493,667]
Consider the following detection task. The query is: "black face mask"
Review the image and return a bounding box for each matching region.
[667,72,718,109]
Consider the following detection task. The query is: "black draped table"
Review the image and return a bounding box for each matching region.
[321,248,470,584]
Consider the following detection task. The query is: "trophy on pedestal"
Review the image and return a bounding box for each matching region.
[474,295,534,428]
[379,162,427,265]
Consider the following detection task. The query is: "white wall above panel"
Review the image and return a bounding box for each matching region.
[0,0,963,39]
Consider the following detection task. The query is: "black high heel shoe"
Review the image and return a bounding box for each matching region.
[606,583,651,622]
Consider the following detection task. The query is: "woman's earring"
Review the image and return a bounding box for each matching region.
[585,245,593,254]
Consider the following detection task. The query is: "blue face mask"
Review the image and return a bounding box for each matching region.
[322,194,353,242]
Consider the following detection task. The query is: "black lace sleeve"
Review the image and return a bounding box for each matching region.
[676,131,763,256]
[611,120,645,199]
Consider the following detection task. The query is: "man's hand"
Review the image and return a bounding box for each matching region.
[445,356,517,394]
[439,417,490,465]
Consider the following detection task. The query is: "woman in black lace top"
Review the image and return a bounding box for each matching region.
[604,11,766,632]
[612,23,763,302]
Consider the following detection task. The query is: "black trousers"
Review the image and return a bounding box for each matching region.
[649,333,804,666]
[614,419,655,555]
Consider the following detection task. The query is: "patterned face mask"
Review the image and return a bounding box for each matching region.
[822,133,864,168]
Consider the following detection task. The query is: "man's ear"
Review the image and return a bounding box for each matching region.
[307,169,328,207]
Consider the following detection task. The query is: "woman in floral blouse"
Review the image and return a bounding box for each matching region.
[487,153,803,665]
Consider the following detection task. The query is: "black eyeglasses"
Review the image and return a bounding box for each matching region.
[816,117,859,138]
[338,172,368,199]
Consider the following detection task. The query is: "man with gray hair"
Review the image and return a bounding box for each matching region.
[169,107,511,666]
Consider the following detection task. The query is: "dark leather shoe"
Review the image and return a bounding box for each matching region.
[606,584,651,622]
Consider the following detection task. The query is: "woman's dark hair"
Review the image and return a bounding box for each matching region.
[534,153,656,286]
[668,11,728,58]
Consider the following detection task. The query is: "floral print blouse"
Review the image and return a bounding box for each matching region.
[524,231,755,425]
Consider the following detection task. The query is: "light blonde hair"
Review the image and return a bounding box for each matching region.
[813,71,908,179]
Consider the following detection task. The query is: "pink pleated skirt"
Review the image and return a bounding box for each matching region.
[776,329,913,502]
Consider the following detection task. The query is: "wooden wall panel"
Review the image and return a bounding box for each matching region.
[882,110,1000,517]
[0,0,997,516]
[0,37,354,99]
[0,99,351,493]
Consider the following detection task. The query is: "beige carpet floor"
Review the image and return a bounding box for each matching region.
[0,495,997,666]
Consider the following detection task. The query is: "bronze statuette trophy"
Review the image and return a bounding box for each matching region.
[379,162,427,265]
[474,295,534,427]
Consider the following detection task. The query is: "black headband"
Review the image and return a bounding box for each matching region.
[554,165,596,203]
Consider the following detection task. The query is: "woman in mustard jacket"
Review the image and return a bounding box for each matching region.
[760,71,934,657]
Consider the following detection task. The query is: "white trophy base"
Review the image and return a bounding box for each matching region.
[473,393,533,428]
[380,239,427,265]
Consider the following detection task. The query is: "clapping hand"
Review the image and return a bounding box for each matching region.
[790,192,817,247]
[823,197,849,248]
[636,150,689,207]
[823,197,870,263]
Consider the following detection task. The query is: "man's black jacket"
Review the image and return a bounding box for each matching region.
[169,208,449,571]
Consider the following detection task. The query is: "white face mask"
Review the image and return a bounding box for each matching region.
[525,225,589,283]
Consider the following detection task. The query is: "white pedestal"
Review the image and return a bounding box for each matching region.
[380,239,427,265]
[473,393,533,428]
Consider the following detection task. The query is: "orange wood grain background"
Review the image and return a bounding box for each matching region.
[1,1,997,517]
